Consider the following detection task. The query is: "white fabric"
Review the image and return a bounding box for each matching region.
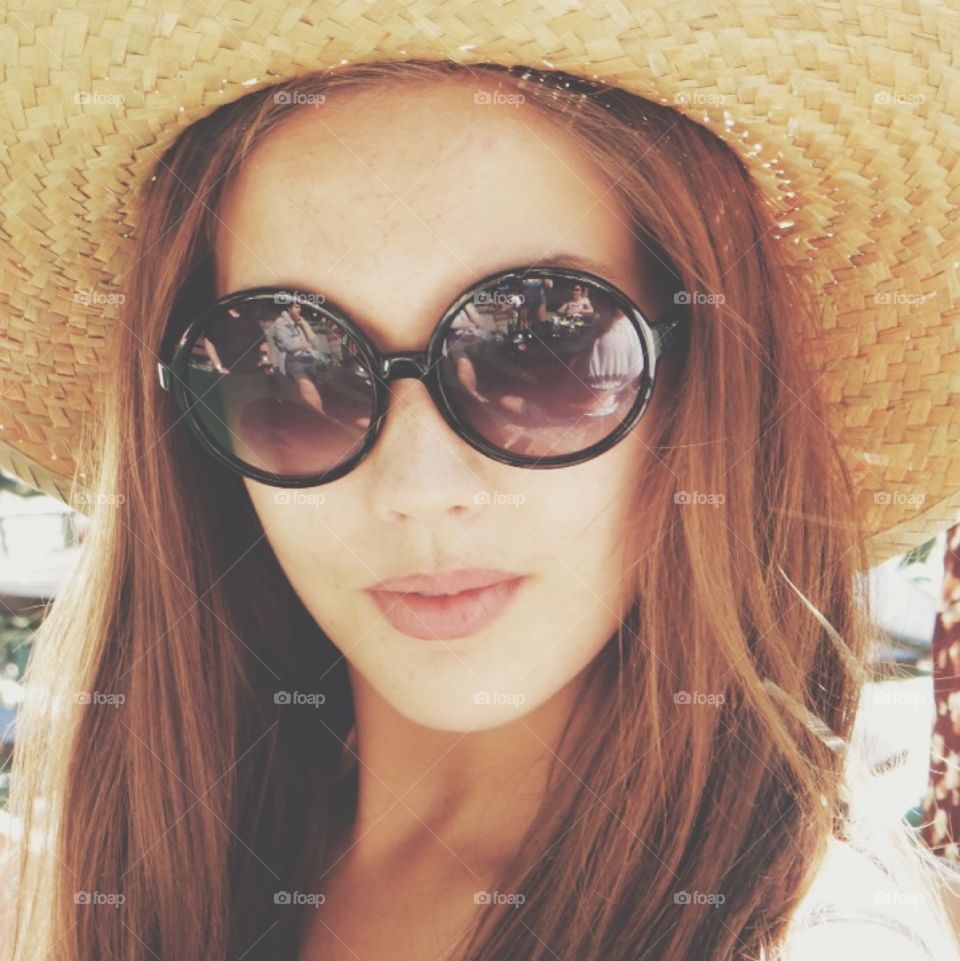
[781,835,959,961]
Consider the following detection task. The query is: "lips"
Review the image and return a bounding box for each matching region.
[366,568,527,639]
[369,568,521,596]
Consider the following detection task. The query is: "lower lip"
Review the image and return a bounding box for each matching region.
[366,578,526,640]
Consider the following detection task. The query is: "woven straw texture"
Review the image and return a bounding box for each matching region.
[0,0,958,567]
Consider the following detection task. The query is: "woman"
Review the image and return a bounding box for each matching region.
[1,4,959,961]
[557,284,595,321]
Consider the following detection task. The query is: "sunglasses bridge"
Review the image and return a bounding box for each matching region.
[378,351,433,382]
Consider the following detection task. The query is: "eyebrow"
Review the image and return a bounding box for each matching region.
[222,252,628,324]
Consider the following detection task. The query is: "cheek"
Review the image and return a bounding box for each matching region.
[533,438,641,543]
[242,488,357,638]
[242,481,347,579]
[526,433,648,610]
[529,476,634,613]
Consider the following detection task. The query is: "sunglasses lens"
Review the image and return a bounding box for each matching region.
[437,272,651,458]
[182,298,376,479]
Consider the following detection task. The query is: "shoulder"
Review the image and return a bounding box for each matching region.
[784,916,937,961]
[781,835,952,961]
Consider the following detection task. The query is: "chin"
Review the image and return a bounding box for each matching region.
[375,682,544,733]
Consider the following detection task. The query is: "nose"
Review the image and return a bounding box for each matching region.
[365,376,491,523]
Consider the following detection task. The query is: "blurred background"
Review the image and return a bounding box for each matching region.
[0,468,88,819]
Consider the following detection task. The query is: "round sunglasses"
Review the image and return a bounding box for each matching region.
[157,265,684,488]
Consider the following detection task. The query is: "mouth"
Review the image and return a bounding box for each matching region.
[366,570,527,640]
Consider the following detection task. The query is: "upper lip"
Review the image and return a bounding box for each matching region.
[368,568,523,596]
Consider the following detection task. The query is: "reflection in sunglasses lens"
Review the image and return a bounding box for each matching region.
[184,299,375,478]
[437,273,649,458]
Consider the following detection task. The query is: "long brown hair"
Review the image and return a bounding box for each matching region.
[6,59,957,961]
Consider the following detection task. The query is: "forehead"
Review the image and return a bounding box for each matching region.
[213,80,661,346]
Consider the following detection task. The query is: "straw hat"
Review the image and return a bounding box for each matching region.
[0,0,957,567]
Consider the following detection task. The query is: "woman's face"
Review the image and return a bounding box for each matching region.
[214,80,670,732]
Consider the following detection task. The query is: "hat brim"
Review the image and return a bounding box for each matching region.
[0,0,957,567]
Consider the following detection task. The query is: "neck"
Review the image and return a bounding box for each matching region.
[332,664,593,873]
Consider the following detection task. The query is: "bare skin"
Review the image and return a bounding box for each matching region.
[212,77,673,960]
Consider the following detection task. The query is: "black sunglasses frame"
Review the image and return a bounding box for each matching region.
[157,265,684,489]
